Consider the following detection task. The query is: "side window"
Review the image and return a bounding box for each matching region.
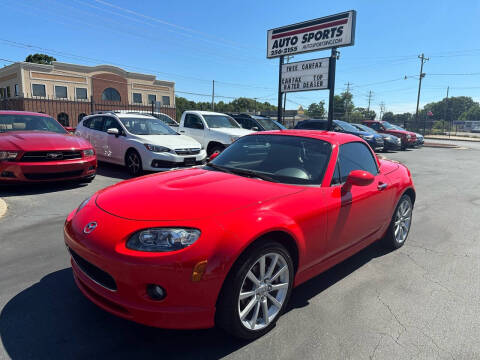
[331,161,341,185]
[103,117,123,133]
[82,118,92,128]
[89,116,105,131]
[184,114,204,129]
[369,123,380,131]
[246,119,258,129]
[338,142,378,183]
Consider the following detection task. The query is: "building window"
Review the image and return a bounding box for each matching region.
[76,88,87,100]
[14,84,19,97]
[55,85,68,99]
[0,88,5,98]
[133,93,142,103]
[102,87,121,102]
[148,94,156,104]
[32,84,46,97]
[162,96,170,106]
[57,113,69,126]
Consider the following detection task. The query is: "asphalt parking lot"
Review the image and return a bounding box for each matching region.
[1,145,480,360]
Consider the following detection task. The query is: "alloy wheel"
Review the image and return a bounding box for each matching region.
[237,252,289,331]
[127,152,140,175]
[394,198,412,244]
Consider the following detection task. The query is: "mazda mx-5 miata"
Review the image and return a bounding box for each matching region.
[64,130,415,339]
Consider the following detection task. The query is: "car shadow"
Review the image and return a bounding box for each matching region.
[0,241,391,359]
[96,161,132,180]
[0,181,90,197]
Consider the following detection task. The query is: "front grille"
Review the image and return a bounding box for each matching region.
[24,170,83,180]
[174,148,201,156]
[21,150,82,162]
[69,248,117,291]
[151,159,206,168]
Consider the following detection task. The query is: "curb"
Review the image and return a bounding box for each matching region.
[425,136,480,143]
[0,198,7,219]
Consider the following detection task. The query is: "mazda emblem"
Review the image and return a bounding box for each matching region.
[83,222,97,234]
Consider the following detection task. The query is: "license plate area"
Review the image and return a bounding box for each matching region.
[184,157,196,166]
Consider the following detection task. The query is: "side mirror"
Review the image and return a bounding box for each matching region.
[343,170,374,192]
[251,126,259,131]
[107,128,120,137]
[208,152,220,162]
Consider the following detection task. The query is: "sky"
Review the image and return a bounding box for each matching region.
[1,0,480,116]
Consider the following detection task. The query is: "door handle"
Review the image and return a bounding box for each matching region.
[377,182,388,190]
[179,130,185,133]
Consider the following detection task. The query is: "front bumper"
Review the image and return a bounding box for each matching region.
[142,150,207,171]
[64,205,223,329]
[0,157,97,183]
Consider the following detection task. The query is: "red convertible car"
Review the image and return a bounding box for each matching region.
[64,130,415,339]
[0,111,96,183]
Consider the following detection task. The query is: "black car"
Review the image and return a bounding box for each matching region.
[228,114,284,131]
[294,119,384,151]
[352,123,402,151]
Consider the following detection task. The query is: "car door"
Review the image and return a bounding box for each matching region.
[87,116,106,160]
[103,116,126,164]
[325,142,394,255]
[181,114,205,147]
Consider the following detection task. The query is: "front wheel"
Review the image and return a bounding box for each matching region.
[383,194,413,249]
[125,150,143,177]
[216,241,294,339]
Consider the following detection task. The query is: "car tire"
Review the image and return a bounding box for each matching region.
[216,240,294,340]
[208,145,225,157]
[383,194,413,249]
[125,149,143,177]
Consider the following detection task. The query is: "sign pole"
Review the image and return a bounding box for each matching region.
[327,48,337,131]
[277,55,284,124]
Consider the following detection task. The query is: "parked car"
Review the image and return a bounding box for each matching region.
[391,125,424,147]
[471,125,480,133]
[178,111,254,156]
[228,113,285,131]
[113,110,179,128]
[0,111,96,183]
[352,123,401,151]
[64,130,415,339]
[75,112,206,176]
[362,120,416,150]
[294,119,384,151]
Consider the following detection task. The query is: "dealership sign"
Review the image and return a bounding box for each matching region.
[267,11,356,58]
[281,58,329,93]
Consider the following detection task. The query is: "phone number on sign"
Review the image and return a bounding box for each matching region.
[270,47,298,56]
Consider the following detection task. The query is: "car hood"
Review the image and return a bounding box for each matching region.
[95,168,304,221]
[209,128,254,137]
[0,131,92,151]
[132,134,201,149]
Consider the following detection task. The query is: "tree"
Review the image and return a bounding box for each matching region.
[305,101,325,118]
[25,53,57,65]
[332,91,354,120]
[459,103,480,121]
[382,112,394,122]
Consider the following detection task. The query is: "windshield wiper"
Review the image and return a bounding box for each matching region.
[207,164,278,182]
[206,163,236,174]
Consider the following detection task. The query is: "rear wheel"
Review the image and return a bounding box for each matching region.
[383,194,413,249]
[216,241,294,339]
[125,149,143,176]
[207,144,225,157]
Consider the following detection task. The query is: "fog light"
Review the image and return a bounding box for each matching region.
[147,284,166,300]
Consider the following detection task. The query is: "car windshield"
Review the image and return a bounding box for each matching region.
[119,117,178,135]
[253,116,282,130]
[154,113,177,126]
[0,114,67,134]
[204,115,240,128]
[381,121,397,130]
[356,124,377,133]
[335,120,360,132]
[209,134,332,185]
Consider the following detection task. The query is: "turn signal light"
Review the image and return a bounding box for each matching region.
[192,260,208,282]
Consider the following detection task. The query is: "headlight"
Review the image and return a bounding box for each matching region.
[83,149,95,157]
[127,228,201,252]
[0,151,18,161]
[144,144,171,153]
[230,136,240,143]
[76,196,92,215]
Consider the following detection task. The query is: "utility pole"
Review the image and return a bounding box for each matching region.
[253,97,258,115]
[379,101,386,120]
[344,82,352,121]
[414,53,429,131]
[444,86,449,137]
[366,90,373,119]
[211,80,215,111]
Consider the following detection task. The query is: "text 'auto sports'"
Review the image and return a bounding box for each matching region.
[0,111,96,183]
[64,130,415,339]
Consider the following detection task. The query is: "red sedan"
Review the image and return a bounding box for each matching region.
[362,120,417,150]
[0,111,96,183]
[64,130,415,339]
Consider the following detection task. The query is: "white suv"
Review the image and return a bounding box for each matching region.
[75,112,206,176]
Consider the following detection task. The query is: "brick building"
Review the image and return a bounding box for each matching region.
[0,61,175,126]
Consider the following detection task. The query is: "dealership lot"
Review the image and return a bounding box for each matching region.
[1,145,480,359]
